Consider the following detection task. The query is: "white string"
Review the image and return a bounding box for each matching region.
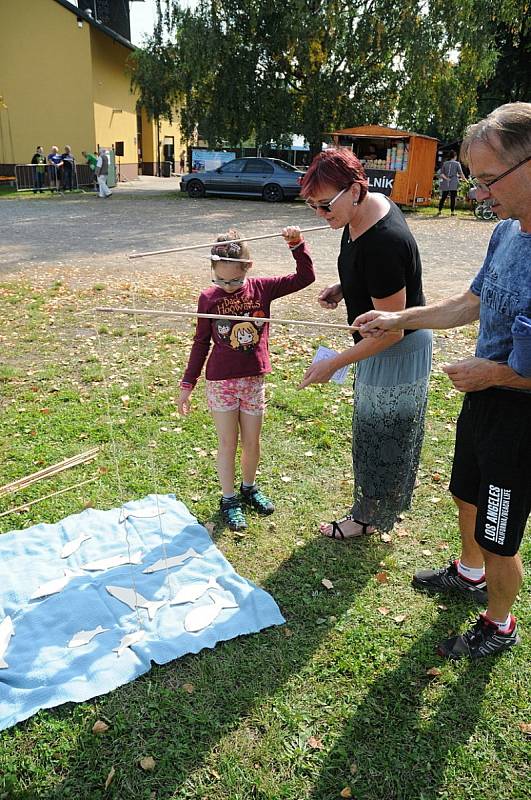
[130,279,174,601]
[94,316,144,629]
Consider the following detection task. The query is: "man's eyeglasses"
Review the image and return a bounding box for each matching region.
[211,276,245,287]
[470,155,531,193]
[305,186,350,213]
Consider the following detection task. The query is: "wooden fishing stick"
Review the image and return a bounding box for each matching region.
[0,448,100,498]
[128,225,331,259]
[95,306,358,332]
[0,476,98,519]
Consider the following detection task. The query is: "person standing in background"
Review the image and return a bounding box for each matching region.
[47,146,63,193]
[82,150,98,192]
[61,146,76,191]
[95,147,112,198]
[437,150,465,216]
[31,146,46,193]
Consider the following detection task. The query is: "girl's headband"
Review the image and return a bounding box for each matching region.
[210,254,252,263]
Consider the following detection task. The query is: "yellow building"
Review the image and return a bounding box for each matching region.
[0,0,184,180]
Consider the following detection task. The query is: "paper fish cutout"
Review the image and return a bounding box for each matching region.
[119,507,166,523]
[184,592,238,633]
[169,576,221,606]
[142,547,202,574]
[60,533,92,559]
[67,625,110,649]
[106,585,166,620]
[81,551,143,571]
[113,629,146,657]
[30,569,83,600]
[0,616,15,669]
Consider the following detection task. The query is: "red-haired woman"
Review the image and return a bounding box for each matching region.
[299,148,432,538]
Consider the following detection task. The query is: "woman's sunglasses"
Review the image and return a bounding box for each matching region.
[305,186,350,213]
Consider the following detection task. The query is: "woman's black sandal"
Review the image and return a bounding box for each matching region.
[321,514,373,540]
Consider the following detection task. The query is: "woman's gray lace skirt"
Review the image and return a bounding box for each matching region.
[351,329,432,531]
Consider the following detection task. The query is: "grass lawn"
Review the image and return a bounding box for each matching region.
[0,278,529,800]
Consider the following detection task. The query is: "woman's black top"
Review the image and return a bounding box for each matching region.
[338,201,425,342]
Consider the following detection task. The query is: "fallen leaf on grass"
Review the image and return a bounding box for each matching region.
[307,735,324,750]
[204,522,215,535]
[104,766,115,790]
[140,756,156,772]
[421,549,432,557]
[437,604,448,611]
[380,533,392,543]
[182,683,194,694]
[377,607,390,616]
[92,720,109,734]
[393,614,407,624]
[349,761,358,775]
[283,627,293,637]
[375,572,388,584]
[321,578,334,590]
[426,667,442,677]
[281,475,292,483]
[430,497,442,504]
[340,788,353,798]
[431,472,442,482]
[518,722,531,736]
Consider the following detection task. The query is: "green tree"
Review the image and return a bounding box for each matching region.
[157,0,528,149]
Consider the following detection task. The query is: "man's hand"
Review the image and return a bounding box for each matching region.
[298,357,337,389]
[354,309,404,338]
[442,358,500,392]
[318,283,343,310]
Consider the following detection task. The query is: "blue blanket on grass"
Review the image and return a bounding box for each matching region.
[0,494,284,730]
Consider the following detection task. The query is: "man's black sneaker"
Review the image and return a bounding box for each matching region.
[412,559,487,604]
[240,483,275,515]
[438,614,520,660]
[220,497,247,531]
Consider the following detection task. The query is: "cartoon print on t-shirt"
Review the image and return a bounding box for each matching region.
[229,321,260,351]
[251,310,267,328]
[216,320,231,339]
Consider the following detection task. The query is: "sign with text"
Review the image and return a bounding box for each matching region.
[366,169,396,196]
[191,149,236,172]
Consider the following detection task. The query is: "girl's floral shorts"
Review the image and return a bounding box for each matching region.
[205,375,266,415]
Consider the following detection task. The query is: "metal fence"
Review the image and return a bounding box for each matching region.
[0,163,95,192]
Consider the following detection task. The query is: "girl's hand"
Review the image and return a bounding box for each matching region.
[177,388,193,415]
[281,226,303,245]
[318,283,343,309]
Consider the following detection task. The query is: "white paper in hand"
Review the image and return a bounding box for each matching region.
[312,345,350,384]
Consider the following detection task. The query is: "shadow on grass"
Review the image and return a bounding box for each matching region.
[308,612,495,800]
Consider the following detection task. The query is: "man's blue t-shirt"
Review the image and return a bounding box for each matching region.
[470,219,531,368]
[48,153,62,166]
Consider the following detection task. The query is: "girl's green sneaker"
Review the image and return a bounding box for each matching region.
[240,484,275,515]
[220,497,247,531]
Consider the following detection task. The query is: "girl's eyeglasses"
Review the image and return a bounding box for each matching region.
[469,155,531,193]
[211,276,246,287]
[305,186,350,213]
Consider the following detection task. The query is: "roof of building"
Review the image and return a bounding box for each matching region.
[53,0,135,51]
[328,125,438,141]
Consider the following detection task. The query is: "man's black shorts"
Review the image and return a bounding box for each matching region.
[449,388,531,557]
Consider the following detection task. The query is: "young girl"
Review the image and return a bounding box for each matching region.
[178,226,315,531]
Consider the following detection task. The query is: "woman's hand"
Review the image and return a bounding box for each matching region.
[281,226,303,246]
[318,283,343,310]
[177,388,193,415]
[298,357,337,389]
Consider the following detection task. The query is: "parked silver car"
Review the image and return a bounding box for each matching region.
[180,157,304,202]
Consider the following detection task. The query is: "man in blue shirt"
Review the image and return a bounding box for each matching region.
[354,102,531,660]
[47,146,63,193]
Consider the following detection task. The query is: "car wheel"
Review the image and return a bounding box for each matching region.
[262,183,284,203]
[187,179,205,199]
